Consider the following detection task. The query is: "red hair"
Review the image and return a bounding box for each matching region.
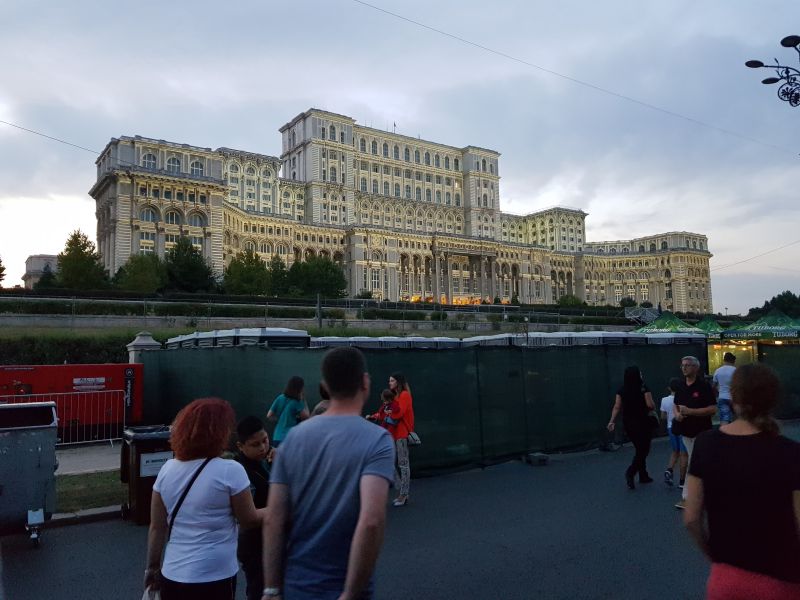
[170,398,235,460]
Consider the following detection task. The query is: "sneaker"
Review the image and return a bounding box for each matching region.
[678,480,685,489]
[674,500,685,510]
[639,474,654,484]
[664,470,674,486]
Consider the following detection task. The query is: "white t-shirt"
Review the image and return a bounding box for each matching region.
[713,364,736,400]
[153,457,250,583]
[660,394,676,428]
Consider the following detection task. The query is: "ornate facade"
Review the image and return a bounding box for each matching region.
[90,108,713,313]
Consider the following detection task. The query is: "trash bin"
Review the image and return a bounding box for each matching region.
[121,425,172,525]
[0,402,58,546]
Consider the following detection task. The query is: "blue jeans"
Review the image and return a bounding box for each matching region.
[717,398,733,423]
[668,428,687,453]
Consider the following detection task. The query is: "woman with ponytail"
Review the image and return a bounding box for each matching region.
[683,364,800,599]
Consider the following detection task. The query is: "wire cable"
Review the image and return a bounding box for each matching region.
[711,238,800,272]
[0,119,99,155]
[351,0,797,157]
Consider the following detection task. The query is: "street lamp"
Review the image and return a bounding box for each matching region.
[745,35,800,107]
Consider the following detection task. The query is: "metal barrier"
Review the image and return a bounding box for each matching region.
[0,390,125,446]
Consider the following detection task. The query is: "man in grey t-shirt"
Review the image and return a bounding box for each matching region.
[712,352,736,424]
[262,347,395,600]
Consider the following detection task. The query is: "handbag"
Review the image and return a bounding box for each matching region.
[647,409,660,430]
[144,457,212,599]
[407,431,422,446]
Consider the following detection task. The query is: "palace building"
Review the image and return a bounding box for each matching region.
[89,108,713,312]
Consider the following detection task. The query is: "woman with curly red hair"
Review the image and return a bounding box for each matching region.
[144,398,264,600]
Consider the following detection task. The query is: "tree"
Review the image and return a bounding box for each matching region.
[164,236,214,292]
[557,294,584,307]
[57,230,108,290]
[619,297,637,308]
[0,255,5,285]
[114,254,167,293]
[265,254,288,297]
[33,264,57,291]
[285,256,347,298]
[748,290,800,318]
[640,301,653,308]
[224,249,268,295]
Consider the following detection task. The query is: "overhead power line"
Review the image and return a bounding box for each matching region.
[351,0,796,157]
[711,238,800,272]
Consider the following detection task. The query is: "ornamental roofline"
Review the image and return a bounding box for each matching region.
[584,231,709,245]
[215,147,281,163]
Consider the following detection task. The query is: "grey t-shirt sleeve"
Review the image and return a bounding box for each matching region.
[363,431,396,484]
[269,440,290,485]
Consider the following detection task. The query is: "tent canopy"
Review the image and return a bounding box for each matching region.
[636,311,704,334]
[695,315,725,338]
[723,310,799,339]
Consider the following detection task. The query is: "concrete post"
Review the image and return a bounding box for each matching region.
[127,331,162,363]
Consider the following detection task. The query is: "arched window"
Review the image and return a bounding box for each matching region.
[371,140,378,155]
[246,166,255,176]
[382,143,389,157]
[142,153,156,169]
[482,194,488,206]
[415,187,421,200]
[360,177,367,192]
[329,125,336,140]
[405,184,411,198]
[330,167,337,182]
[383,181,390,196]
[165,211,181,225]
[372,180,379,194]
[489,164,494,174]
[424,152,430,165]
[262,168,271,177]
[454,158,460,170]
[360,138,366,152]
[229,164,240,173]
[404,147,410,162]
[434,154,440,168]
[188,213,206,227]
[638,245,645,253]
[414,149,420,163]
[190,161,203,176]
[445,192,451,205]
[649,243,656,252]
[481,158,487,171]
[435,190,441,203]
[393,145,400,160]
[166,157,180,173]
[244,240,255,252]
[394,183,400,197]
[425,189,432,202]
[661,241,668,250]
[140,207,157,222]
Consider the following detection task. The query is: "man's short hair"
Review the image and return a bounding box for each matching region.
[321,347,367,398]
[681,355,700,367]
[723,352,736,364]
[236,415,265,443]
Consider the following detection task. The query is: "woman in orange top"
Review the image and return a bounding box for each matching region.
[388,371,414,506]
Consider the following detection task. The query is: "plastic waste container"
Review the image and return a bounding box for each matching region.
[120,425,172,525]
[0,401,58,546]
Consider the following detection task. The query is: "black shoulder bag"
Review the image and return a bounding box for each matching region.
[168,457,212,540]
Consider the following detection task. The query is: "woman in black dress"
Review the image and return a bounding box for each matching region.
[607,365,656,489]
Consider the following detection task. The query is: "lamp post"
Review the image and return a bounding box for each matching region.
[745,35,800,107]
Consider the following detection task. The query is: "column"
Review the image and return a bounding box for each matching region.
[489,257,496,300]
[433,255,441,302]
[445,254,453,304]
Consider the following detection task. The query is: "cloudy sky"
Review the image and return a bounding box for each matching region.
[1,0,798,314]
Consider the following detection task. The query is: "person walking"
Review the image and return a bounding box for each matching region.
[672,355,716,509]
[683,363,800,599]
[235,416,273,600]
[607,365,656,489]
[713,352,737,425]
[144,398,264,600]
[267,376,309,447]
[262,347,395,600]
[387,371,414,506]
[661,378,689,488]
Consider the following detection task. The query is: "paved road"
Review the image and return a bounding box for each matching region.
[3,432,721,600]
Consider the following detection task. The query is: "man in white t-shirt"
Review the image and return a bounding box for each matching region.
[713,352,737,424]
[660,377,688,488]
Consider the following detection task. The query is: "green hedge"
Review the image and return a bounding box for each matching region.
[360,308,428,321]
[0,333,132,365]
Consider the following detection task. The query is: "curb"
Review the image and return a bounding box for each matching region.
[49,505,121,528]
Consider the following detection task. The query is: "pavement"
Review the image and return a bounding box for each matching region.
[3,422,795,599]
[56,442,121,476]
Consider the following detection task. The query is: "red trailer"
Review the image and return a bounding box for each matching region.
[0,364,144,445]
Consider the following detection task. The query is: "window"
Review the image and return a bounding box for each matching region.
[140,207,157,222]
[435,191,441,203]
[393,145,399,160]
[404,147,410,162]
[405,185,411,199]
[424,152,430,165]
[382,143,389,157]
[139,231,155,254]
[415,187,421,200]
[142,153,156,169]
[445,192,451,205]
[435,175,442,185]
[229,164,239,173]
[190,161,204,176]
[165,211,181,225]
[444,156,450,170]
[482,159,487,171]
[371,140,378,155]
[425,174,432,183]
[166,157,180,173]
[330,167,337,182]
[394,183,400,197]
[372,180,379,194]
[176,191,184,201]
[454,158,459,170]
[383,181,389,195]
[329,125,336,140]
[425,189,432,202]
[360,138,366,152]
[262,169,271,178]
[434,154,440,168]
[361,177,367,192]
[455,193,461,206]
[414,149,420,163]
[188,213,205,227]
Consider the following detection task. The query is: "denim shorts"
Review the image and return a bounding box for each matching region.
[668,428,687,453]
[717,398,733,423]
